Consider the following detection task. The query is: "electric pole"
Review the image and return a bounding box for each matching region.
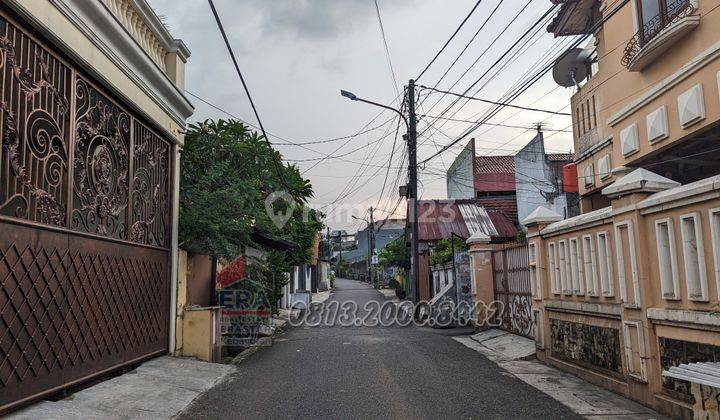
[407,79,419,302]
[369,206,375,285]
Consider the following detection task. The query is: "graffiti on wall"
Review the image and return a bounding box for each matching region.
[550,318,622,374]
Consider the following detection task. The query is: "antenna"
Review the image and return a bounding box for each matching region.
[552,48,592,89]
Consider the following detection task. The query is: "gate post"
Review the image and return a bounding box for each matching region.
[467,231,494,329]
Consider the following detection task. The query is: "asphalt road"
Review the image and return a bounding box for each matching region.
[179,278,581,420]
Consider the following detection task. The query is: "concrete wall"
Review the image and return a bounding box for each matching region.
[527,171,720,419]
[516,132,572,223]
[446,139,475,200]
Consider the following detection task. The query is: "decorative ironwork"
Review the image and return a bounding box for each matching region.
[0,19,71,226]
[129,122,170,247]
[71,78,130,239]
[621,0,696,67]
[492,244,535,338]
[0,9,174,413]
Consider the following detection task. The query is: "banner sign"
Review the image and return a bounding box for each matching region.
[218,282,272,347]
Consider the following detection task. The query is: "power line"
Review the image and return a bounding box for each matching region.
[420,85,572,116]
[416,0,536,130]
[419,114,571,132]
[373,0,401,98]
[415,0,484,81]
[206,0,289,189]
[420,0,630,165]
[429,0,506,90]
[186,90,394,146]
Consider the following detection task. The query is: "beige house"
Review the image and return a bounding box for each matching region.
[0,0,192,413]
[506,0,720,417]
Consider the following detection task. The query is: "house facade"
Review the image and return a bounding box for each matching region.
[447,137,579,226]
[524,0,720,417]
[0,0,192,413]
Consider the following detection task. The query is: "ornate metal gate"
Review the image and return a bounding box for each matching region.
[0,9,172,413]
[492,244,535,339]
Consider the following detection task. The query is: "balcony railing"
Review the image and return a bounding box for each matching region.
[621,0,697,68]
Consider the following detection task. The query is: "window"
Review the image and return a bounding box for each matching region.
[586,99,592,130]
[583,235,598,296]
[559,240,571,295]
[548,243,560,295]
[570,238,583,295]
[597,231,614,296]
[615,221,640,307]
[637,0,690,43]
[592,95,598,127]
[623,321,647,382]
[655,219,680,300]
[711,209,720,300]
[680,213,708,301]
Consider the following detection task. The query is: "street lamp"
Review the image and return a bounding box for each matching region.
[340,89,409,129]
[342,86,419,303]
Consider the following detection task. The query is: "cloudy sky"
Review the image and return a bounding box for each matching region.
[149,0,577,232]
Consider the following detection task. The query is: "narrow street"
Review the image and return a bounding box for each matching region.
[179,279,580,420]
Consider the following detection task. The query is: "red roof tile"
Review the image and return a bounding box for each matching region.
[476,197,518,223]
[474,155,516,192]
[547,153,574,162]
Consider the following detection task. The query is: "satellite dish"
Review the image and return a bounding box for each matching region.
[552,48,591,88]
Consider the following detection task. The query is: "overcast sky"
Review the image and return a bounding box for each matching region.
[149,0,576,232]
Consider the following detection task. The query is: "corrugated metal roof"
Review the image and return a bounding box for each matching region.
[417,200,518,242]
[458,203,499,237]
[487,211,518,238]
[417,201,468,242]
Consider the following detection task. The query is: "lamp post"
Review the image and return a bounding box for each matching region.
[342,83,418,301]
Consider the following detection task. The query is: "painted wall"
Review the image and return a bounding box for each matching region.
[527,171,720,419]
[515,132,574,224]
[571,0,720,198]
[446,139,476,200]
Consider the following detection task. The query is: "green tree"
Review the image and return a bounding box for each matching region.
[430,236,467,266]
[179,119,323,310]
[378,234,410,268]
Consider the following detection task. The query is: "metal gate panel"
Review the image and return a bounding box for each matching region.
[492,244,535,339]
[0,8,172,413]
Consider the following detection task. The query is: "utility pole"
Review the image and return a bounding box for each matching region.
[407,79,419,302]
[326,227,331,260]
[369,206,375,285]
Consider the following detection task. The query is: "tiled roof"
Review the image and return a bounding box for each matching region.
[474,155,516,174]
[474,155,516,192]
[476,197,518,223]
[547,153,574,162]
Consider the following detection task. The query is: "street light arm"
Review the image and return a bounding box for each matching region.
[354,97,409,130]
[340,89,409,129]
